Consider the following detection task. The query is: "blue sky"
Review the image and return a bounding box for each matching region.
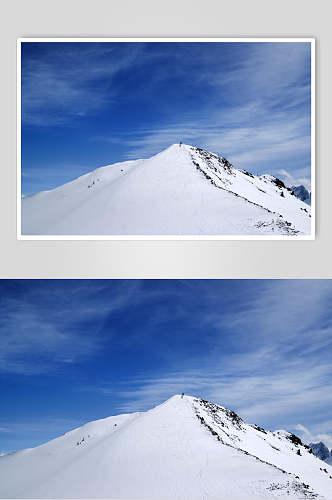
[21,41,312,195]
[1,280,331,453]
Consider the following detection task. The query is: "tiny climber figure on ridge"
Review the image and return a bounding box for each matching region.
[181,393,184,398]
[179,142,182,147]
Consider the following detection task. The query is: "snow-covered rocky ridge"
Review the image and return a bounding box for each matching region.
[21,144,311,236]
[0,395,331,499]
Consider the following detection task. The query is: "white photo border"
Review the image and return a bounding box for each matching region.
[17,37,315,241]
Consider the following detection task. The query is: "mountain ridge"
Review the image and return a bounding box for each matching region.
[21,144,311,236]
[0,394,331,499]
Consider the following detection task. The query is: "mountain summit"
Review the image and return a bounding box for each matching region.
[0,395,331,499]
[22,144,311,236]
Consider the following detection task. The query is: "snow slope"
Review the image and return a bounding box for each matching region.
[21,144,311,236]
[0,395,331,499]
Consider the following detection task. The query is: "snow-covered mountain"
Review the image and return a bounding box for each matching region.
[21,144,312,236]
[1,395,331,499]
[309,442,332,465]
[291,185,311,205]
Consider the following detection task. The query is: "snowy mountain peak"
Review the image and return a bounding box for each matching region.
[0,395,331,498]
[22,144,312,236]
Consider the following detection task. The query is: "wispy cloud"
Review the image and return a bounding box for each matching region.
[22,42,311,194]
[118,114,309,183]
[0,280,141,374]
[22,43,145,125]
[278,168,311,190]
[212,42,310,106]
[295,423,332,449]
[105,42,311,184]
[1,280,331,452]
[109,362,332,435]
[96,281,332,433]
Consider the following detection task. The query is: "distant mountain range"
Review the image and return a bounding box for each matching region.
[291,185,311,205]
[21,144,312,236]
[309,442,332,465]
[0,395,331,499]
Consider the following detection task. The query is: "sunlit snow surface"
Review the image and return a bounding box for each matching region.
[0,395,331,499]
[21,144,311,236]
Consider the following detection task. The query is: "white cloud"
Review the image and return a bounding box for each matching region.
[295,424,332,449]
[278,168,311,190]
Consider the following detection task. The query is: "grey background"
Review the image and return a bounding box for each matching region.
[0,0,331,278]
